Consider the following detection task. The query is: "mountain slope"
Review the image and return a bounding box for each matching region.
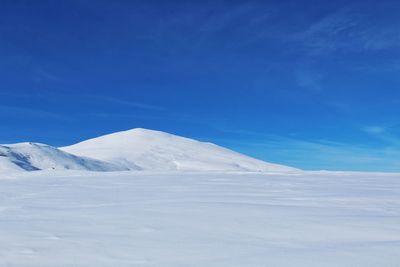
[61,128,299,172]
[0,142,126,173]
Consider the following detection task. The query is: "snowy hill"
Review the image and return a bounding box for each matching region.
[0,128,299,173]
[61,128,298,172]
[0,142,126,173]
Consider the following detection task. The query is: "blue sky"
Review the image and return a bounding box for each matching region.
[1,0,399,171]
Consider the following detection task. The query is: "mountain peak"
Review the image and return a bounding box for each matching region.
[92,128,175,139]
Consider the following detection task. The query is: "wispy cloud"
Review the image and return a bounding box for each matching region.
[199,4,256,33]
[0,91,165,112]
[256,137,399,171]
[361,124,400,146]
[199,4,278,49]
[34,68,63,82]
[89,95,165,111]
[85,111,161,120]
[294,69,324,92]
[150,3,278,53]
[360,26,400,51]
[210,127,400,171]
[362,126,386,135]
[292,10,359,54]
[0,104,71,120]
[294,9,400,55]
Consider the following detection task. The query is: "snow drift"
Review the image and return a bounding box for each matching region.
[1,171,399,267]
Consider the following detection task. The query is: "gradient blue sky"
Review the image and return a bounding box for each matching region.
[1,0,399,171]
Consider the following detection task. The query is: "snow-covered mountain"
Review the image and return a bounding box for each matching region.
[0,128,299,173]
[61,128,299,172]
[0,142,126,173]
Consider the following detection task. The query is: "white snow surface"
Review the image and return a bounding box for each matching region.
[0,170,399,267]
[0,142,126,173]
[61,128,298,172]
